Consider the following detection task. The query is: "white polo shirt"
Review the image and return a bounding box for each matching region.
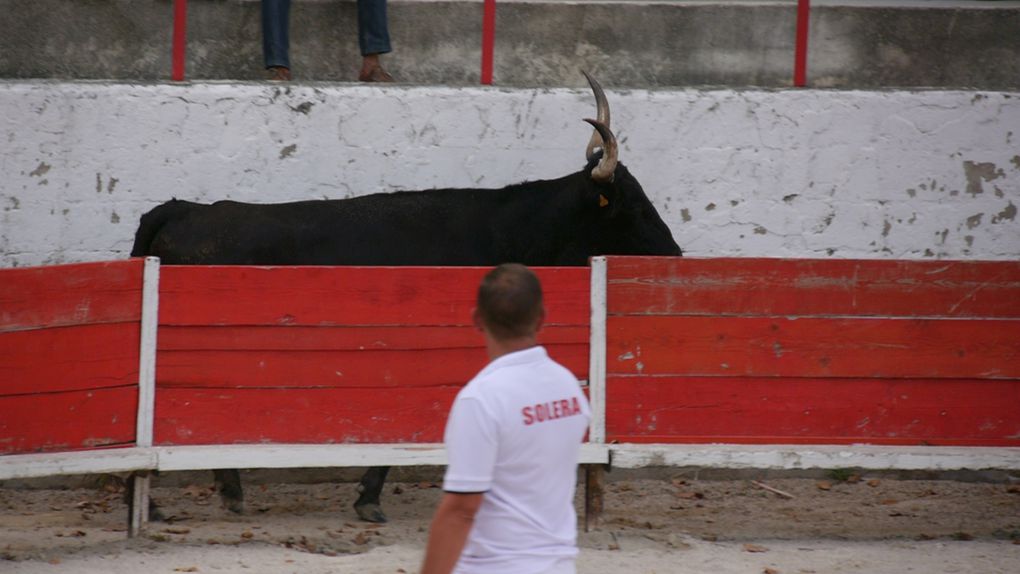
[443,346,592,574]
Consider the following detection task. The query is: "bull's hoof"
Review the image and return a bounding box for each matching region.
[354,503,388,523]
[221,497,245,515]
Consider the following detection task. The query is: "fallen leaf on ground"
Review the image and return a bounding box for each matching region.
[743,543,769,553]
[764,568,781,574]
[354,532,369,545]
[867,479,881,487]
[816,481,832,491]
[163,527,191,534]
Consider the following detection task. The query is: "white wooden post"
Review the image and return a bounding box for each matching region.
[588,256,607,445]
[585,256,608,531]
[130,256,160,537]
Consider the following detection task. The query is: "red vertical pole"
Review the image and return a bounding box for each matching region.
[172,0,188,81]
[481,0,496,85]
[793,0,810,87]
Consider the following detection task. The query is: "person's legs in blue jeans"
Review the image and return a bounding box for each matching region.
[262,0,291,78]
[357,0,394,81]
[357,0,391,56]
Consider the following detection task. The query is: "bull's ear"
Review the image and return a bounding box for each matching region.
[594,187,620,216]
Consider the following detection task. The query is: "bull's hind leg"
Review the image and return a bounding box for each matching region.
[214,469,245,514]
[353,466,390,523]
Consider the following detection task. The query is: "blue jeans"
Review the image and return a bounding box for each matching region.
[262,0,392,69]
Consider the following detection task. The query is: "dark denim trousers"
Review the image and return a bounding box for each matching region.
[262,0,392,69]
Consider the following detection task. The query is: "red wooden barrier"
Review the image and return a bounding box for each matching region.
[604,257,1020,446]
[153,265,590,446]
[0,260,145,454]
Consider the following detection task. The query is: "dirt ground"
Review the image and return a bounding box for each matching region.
[2,471,1019,573]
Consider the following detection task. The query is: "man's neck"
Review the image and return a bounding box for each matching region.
[485,335,538,361]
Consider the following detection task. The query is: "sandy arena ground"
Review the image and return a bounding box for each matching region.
[2,471,1019,573]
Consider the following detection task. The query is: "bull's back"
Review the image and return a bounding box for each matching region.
[131,194,506,266]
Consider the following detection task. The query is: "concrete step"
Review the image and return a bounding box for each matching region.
[2,0,1018,89]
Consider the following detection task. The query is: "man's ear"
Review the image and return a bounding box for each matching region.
[534,306,546,333]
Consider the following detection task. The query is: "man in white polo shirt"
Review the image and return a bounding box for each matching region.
[421,263,592,574]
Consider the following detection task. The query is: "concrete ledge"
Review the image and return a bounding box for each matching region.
[1,0,1018,88]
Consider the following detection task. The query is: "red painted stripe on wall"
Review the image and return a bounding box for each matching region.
[481,0,496,84]
[794,0,810,86]
[172,0,188,81]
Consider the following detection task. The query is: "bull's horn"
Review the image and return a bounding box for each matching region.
[584,118,617,183]
[582,71,610,161]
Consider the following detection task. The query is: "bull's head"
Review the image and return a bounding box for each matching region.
[580,72,682,257]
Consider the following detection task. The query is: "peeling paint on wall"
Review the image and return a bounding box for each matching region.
[29,162,51,178]
[279,144,297,159]
[992,202,1017,224]
[963,161,1005,197]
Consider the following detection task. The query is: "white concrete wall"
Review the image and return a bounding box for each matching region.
[2,81,1017,267]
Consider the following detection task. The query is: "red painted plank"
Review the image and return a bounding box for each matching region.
[156,341,588,389]
[607,315,1020,379]
[0,386,138,455]
[605,376,1020,446]
[159,266,590,326]
[606,257,1020,318]
[0,259,143,332]
[153,386,457,445]
[157,347,486,389]
[157,324,588,352]
[0,323,141,396]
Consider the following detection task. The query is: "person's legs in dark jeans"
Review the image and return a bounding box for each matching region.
[262,0,291,79]
[357,0,393,81]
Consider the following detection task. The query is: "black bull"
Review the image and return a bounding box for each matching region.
[129,73,681,523]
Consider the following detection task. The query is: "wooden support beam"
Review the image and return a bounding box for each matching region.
[128,471,151,538]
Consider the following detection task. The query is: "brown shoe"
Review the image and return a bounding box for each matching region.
[358,66,394,83]
[267,66,291,81]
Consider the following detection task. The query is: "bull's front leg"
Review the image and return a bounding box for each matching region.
[213,469,245,514]
[353,466,391,523]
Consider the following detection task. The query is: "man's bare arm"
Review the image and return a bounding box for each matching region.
[420,492,484,574]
